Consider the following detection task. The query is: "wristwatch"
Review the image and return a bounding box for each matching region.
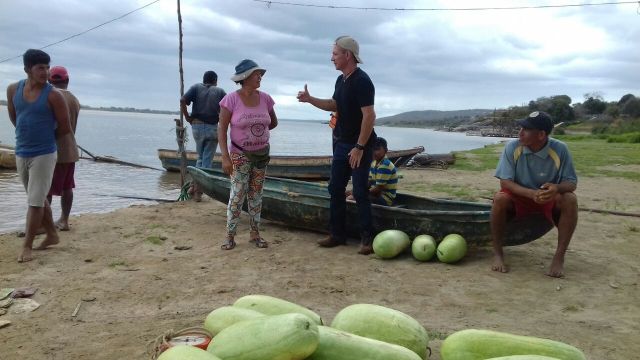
[354,143,365,150]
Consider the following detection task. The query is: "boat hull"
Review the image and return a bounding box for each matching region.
[188,167,551,245]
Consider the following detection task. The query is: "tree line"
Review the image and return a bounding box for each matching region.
[484,92,640,135]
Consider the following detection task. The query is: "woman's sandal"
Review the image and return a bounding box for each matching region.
[250,237,268,248]
[221,238,236,250]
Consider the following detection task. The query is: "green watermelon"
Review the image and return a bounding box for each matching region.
[436,233,467,263]
[372,230,410,259]
[411,234,437,261]
[158,345,221,360]
[330,303,429,359]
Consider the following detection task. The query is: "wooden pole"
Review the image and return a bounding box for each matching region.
[176,0,187,187]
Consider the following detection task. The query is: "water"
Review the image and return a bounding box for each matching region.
[0,106,508,233]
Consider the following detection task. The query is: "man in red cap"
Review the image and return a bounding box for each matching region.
[47,65,81,231]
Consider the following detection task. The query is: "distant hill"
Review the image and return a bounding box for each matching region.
[377,109,493,128]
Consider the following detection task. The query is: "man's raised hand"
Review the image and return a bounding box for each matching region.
[297,84,310,102]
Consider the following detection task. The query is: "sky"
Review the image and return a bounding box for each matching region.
[1,0,639,120]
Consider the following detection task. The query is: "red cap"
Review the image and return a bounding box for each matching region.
[49,66,69,82]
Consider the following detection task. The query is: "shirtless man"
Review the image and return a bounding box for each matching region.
[6,49,71,262]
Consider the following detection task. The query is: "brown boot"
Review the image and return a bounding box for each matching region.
[357,244,373,255]
[318,236,346,248]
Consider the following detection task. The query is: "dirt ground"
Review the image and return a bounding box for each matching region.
[1,168,639,360]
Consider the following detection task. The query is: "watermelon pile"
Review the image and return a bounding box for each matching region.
[157,294,428,360]
[156,294,586,360]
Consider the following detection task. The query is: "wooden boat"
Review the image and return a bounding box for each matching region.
[188,166,552,245]
[0,144,16,170]
[159,146,424,180]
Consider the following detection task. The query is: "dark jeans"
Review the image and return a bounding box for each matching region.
[328,141,373,245]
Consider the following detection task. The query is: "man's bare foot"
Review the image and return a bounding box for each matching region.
[34,235,60,250]
[55,220,70,231]
[491,256,509,273]
[546,257,565,278]
[18,248,33,263]
[17,227,46,238]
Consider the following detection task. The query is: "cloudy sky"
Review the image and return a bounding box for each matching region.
[1,0,638,120]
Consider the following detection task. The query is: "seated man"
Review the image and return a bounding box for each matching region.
[491,111,578,278]
[348,137,398,206]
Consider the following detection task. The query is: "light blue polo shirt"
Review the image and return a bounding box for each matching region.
[495,138,577,190]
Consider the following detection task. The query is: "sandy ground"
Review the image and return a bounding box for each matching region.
[1,168,639,360]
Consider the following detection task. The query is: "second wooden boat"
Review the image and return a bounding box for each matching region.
[159,146,424,180]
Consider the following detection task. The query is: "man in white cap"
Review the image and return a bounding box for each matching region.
[297,35,377,255]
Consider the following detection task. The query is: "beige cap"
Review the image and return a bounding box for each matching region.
[335,35,362,64]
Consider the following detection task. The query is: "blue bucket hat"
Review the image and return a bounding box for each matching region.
[231,59,266,82]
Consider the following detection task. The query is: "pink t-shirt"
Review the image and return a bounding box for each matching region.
[219,91,275,153]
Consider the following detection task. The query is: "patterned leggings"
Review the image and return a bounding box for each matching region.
[227,153,266,237]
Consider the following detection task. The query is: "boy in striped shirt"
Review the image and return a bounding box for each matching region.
[347,137,398,205]
[368,137,398,205]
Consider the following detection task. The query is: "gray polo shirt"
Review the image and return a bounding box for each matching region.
[183,83,226,124]
[495,138,577,190]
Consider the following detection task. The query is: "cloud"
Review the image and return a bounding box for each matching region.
[1,0,638,118]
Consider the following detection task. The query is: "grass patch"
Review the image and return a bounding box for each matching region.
[145,235,165,245]
[562,304,583,313]
[109,260,127,268]
[403,183,431,193]
[430,183,478,201]
[450,137,640,181]
[562,139,640,181]
[452,145,503,172]
[626,225,638,232]
[607,132,640,143]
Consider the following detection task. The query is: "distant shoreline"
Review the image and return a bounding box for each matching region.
[0,101,178,115]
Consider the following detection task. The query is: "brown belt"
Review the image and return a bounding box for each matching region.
[191,119,206,124]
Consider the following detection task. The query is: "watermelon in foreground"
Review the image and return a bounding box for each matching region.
[158,345,221,360]
[330,303,429,359]
[440,329,586,360]
[307,325,422,360]
[207,313,319,360]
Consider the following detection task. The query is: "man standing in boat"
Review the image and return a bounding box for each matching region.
[491,111,578,277]
[6,49,72,262]
[47,66,80,231]
[297,35,377,255]
[180,70,226,201]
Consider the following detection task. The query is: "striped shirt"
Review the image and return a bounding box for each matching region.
[369,157,398,205]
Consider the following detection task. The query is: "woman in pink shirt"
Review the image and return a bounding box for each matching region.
[218,59,278,250]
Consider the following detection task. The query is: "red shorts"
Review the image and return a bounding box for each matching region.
[48,162,76,196]
[499,188,555,224]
